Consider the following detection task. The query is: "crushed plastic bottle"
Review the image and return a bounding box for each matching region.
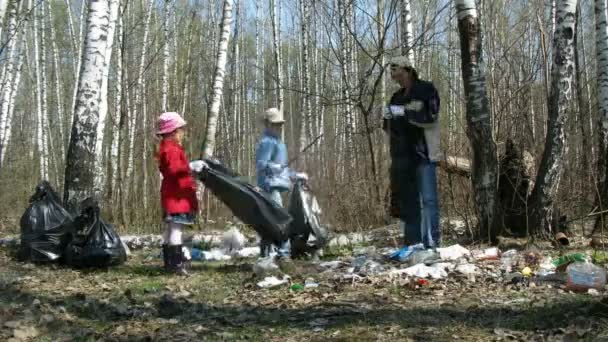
[566,262,607,291]
[388,244,424,262]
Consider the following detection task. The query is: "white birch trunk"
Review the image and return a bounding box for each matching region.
[595,0,608,231]
[109,5,123,202]
[47,1,66,159]
[64,0,78,62]
[93,0,119,194]
[455,0,500,240]
[33,1,48,180]
[162,0,171,111]
[68,0,88,149]
[202,0,232,158]
[0,0,10,39]
[125,0,152,204]
[299,0,311,154]
[530,0,578,233]
[63,0,112,210]
[270,0,283,111]
[0,0,18,154]
[0,0,24,168]
[400,0,415,61]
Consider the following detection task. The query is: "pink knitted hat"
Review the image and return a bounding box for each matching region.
[157,112,187,135]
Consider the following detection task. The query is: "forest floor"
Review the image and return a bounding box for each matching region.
[1,225,608,341]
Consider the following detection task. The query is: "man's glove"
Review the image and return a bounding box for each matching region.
[189,160,209,172]
[382,106,392,120]
[267,162,283,174]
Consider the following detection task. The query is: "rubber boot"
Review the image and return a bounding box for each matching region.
[162,245,170,271]
[168,245,189,276]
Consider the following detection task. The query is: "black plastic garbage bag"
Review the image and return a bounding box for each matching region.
[63,198,126,268]
[288,179,328,257]
[19,181,73,262]
[198,160,292,244]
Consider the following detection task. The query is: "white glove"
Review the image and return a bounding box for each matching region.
[382,106,392,120]
[189,160,208,172]
[267,163,283,174]
[294,172,308,181]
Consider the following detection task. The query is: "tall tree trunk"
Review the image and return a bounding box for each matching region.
[47,1,66,160]
[0,0,10,39]
[124,0,152,214]
[109,4,123,208]
[202,0,232,158]
[455,0,500,241]
[270,0,283,111]
[162,0,171,111]
[400,0,414,60]
[594,0,608,233]
[63,0,111,211]
[530,0,578,235]
[0,0,23,168]
[68,0,88,151]
[34,0,49,181]
[0,0,19,165]
[299,0,311,156]
[93,0,119,194]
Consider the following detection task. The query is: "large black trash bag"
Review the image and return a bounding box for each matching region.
[63,198,126,268]
[288,179,329,257]
[198,159,292,244]
[19,181,73,262]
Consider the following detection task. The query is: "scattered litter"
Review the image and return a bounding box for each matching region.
[553,253,589,271]
[474,247,500,260]
[566,262,606,291]
[392,263,447,279]
[253,256,280,277]
[191,248,231,261]
[222,227,246,253]
[235,247,260,258]
[304,278,319,288]
[290,283,304,291]
[455,263,478,275]
[257,275,290,288]
[387,244,424,262]
[319,260,343,270]
[437,244,470,261]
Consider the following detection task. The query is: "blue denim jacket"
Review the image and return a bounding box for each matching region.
[256,129,292,192]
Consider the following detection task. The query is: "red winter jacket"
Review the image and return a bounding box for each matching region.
[157,139,198,214]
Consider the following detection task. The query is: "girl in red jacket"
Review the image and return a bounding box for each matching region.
[156,112,206,275]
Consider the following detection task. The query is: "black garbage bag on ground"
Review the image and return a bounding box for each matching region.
[198,160,292,244]
[288,179,329,257]
[19,181,73,262]
[63,198,126,268]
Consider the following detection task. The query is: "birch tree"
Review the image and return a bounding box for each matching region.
[63,0,111,211]
[34,0,49,181]
[202,0,232,158]
[595,0,608,232]
[529,0,578,234]
[109,4,124,203]
[124,0,152,210]
[270,0,283,111]
[400,0,415,60]
[0,0,10,39]
[455,0,500,241]
[93,0,120,193]
[299,0,311,153]
[0,0,23,168]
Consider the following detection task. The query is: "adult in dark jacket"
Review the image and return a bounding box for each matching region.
[384,56,441,249]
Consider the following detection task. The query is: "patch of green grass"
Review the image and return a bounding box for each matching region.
[130,279,165,295]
